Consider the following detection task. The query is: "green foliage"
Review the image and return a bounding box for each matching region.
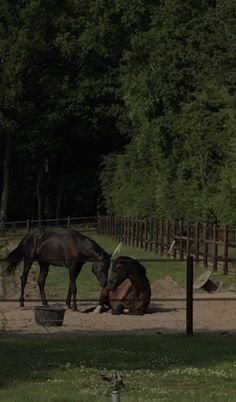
[0,0,130,219]
[100,0,236,224]
[1,0,236,223]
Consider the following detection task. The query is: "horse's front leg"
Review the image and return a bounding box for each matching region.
[66,285,72,309]
[38,263,49,307]
[19,260,32,307]
[68,263,83,311]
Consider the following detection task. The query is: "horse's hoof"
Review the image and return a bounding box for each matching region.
[111,310,121,315]
[129,311,144,315]
[94,305,102,313]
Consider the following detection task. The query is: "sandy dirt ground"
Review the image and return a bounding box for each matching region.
[1,275,236,335]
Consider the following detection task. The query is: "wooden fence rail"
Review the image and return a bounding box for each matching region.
[0,216,97,239]
[2,214,236,275]
[97,215,236,275]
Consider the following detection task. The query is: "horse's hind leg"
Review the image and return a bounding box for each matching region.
[111,303,124,315]
[67,263,83,311]
[66,285,72,309]
[38,263,49,307]
[129,301,146,315]
[19,260,32,307]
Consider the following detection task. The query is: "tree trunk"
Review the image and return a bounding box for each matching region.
[56,192,62,224]
[0,132,12,229]
[56,156,64,224]
[36,160,44,227]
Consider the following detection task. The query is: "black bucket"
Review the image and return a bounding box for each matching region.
[34,306,66,326]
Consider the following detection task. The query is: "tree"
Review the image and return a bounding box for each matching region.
[100,0,236,223]
[0,0,130,221]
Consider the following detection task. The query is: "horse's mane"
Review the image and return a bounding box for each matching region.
[71,229,110,259]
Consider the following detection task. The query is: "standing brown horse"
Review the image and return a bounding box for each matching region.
[6,230,111,310]
[99,256,151,315]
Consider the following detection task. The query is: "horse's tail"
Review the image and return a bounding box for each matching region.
[5,235,28,275]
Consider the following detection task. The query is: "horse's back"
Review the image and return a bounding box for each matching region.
[34,231,69,265]
[34,230,105,265]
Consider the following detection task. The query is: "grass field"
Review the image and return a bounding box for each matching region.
[1,230,236,401]
[34,232,236,300]
[1,334,236,402]
[1,230,236,299]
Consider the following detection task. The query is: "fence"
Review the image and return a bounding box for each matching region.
[0,215,97,240]
[0,215,236,335]
[1,214,236,275]
[97,215,236,275]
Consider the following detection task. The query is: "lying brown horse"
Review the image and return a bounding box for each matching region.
[99,256,151,315]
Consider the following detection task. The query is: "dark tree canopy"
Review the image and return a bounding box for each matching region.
[0,0,236,224]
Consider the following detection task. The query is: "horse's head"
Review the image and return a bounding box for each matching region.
[108,256,147,291]
[107,258,128,291]
[92,254,111,287]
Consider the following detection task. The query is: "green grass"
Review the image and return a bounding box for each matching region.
[1,334,236,401]
[5,231,236,300]
[45,232,236,298]
[2,231,236,401]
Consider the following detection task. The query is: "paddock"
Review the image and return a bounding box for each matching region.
[1,287,236,335]
[1,226,236,336]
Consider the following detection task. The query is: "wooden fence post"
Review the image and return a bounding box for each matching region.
[160,220,164,254]
[155,218,159,254]
[144,218,148,251]
[123,217,127,245]
[67,216,71,232]
[135,219,139,248]
[114,216,117,240]
[173,220,177,259]
[186,256,194,336]
[194,222,200,263]
[179,220,184,261]
[149,218,153,252]
[212,224,218,272]
[203,223,208,267]
[97,214,100,234]
[186,222,190,256]
[166,220,170,256]
[131,218,135,247]
[140,219,144,249]
[223,225,228,275]
[119,217,122,243]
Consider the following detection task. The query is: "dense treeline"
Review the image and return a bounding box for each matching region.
[100,0,236,224]
[0,1,236,225]
[0,0,133,222]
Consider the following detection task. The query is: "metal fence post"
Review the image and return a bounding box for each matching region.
[186,255,193,336]
[111,389,120,402]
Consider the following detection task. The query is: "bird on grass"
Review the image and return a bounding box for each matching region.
[101,370,124,389]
